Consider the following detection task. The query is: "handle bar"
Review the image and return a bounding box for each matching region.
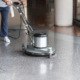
[12,1,33,34]
[12,2,23,9]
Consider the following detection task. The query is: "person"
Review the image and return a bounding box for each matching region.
[0,0,25,43]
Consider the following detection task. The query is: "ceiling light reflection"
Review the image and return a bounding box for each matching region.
[40,63,47,74]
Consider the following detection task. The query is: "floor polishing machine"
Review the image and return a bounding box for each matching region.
[12,2,55,58]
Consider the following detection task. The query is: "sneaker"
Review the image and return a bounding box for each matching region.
[4,36,10,43]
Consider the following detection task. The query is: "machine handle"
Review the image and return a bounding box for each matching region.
[12,1,33,36]
[12,2,23,9]
[20,2,23,6]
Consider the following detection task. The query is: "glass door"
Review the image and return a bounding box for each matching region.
[73,0,77,18]
[74,0,80,20]
[76,0,80,20]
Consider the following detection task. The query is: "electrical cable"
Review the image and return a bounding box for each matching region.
[8,16,23,39]
[8,20,54,39]
[48,25,54,30]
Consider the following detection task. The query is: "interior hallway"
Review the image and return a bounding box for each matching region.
[0,0,80,80]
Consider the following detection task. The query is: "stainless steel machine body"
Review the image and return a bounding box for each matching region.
[33,33,47,48]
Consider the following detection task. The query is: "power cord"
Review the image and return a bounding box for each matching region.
[8,16,23,39]
[8,19,54,39]
[48,25,54,30]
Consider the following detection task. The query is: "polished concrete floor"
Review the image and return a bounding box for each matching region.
[0,0,80,80]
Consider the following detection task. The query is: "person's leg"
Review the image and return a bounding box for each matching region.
[1,6,10,43]
[1,6,9,37]
[0,7,3,12]
[0,7,3,35]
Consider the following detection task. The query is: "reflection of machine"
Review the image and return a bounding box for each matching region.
[12,2,55,58]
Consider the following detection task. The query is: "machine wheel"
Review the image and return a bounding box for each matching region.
[48,54,52,58]
[22,43,27,52]
[48,52,56,58]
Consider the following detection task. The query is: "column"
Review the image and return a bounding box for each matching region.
[54,0,73,26]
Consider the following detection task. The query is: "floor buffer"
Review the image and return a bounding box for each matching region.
[12,2,55,58]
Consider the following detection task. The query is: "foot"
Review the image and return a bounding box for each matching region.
[4,36,10,43]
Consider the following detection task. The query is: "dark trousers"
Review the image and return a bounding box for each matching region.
[0,6,9,37]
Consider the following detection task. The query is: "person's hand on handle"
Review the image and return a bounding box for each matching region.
[6,1,12,6]
[21,1,26,5]
[19,0,26,5]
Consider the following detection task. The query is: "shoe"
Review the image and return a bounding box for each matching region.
[4,36,10,43]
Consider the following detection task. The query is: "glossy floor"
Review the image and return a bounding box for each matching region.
[0,0,80,80]
[0,29,80,80]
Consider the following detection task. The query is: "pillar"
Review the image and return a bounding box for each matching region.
[54,0,73,26]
